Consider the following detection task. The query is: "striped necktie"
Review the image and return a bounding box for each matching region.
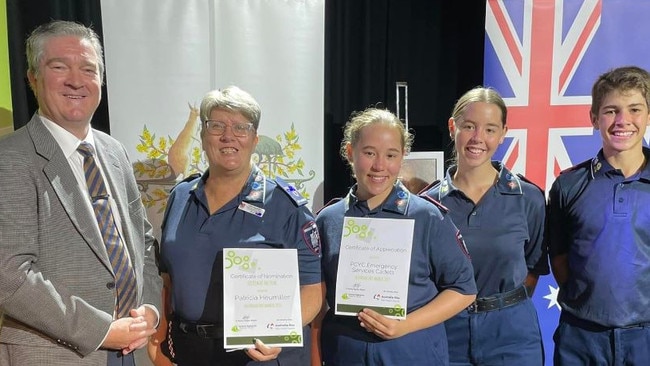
[77,142,138,318]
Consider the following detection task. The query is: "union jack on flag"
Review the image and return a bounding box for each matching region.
[484,1,650,364]
[486,0,650,190]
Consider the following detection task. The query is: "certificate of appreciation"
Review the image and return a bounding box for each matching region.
[223,248,303,348]
[335,217,414,319]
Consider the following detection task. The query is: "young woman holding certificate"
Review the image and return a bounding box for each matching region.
[316,107,477,365]
[421,87,547,365]
[153,86,323,366]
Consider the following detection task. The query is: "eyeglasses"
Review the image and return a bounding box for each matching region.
[204,120,254,137]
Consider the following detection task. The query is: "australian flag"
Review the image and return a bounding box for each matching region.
[484,0,650,364]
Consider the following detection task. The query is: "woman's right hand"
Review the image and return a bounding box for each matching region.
[245,338,282,362]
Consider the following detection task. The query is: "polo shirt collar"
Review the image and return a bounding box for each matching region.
[191,165,267,203]
[437,161,522,199]
[590,147,650,182]
[494,161,523,195]
[344,181,411,215]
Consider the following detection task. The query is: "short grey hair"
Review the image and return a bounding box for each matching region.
[26,20,105,84]
[199,86,261,129]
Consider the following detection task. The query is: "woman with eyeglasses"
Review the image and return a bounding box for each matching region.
[153,86,323,366]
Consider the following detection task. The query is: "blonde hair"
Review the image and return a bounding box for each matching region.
[340,107,413,165]
[450,86,507,126]
[449,87,507,163]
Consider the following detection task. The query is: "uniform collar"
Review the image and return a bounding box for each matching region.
[590,151,615,179]
[435,169,455,200]
[437,161,522,199]
[590,147,650,182]
[494,161,523,195]
[344,181,411,215]
[192,165,267,203]
[242,165,267,202]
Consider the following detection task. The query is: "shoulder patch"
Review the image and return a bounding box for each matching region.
[301,220,321,255]
[417,179,441,195]
[275,177,307,206]
[419,194,449,214]
[559,159,591,175]
[516,174,544,195]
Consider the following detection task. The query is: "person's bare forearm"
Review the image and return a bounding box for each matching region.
[400,290,475,335]
[300,282,324,325]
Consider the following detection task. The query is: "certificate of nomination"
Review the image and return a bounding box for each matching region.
[223,248,303,349]
[335,217,414,319]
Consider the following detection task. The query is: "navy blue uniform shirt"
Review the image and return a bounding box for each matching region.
[548,148,650,327]
[423,161,548,298]
[159,165,321,323]
[317,181,476,338]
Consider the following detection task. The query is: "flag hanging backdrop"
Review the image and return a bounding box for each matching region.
[0,0,12,137]
[100,0,325,238]
[486,0,650,364]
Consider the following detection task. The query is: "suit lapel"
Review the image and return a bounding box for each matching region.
[28,116,114,272]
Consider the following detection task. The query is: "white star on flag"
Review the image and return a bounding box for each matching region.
[543,285,561,311]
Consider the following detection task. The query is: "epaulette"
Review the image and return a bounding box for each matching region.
[316,197,343,215]
[516,174,544,195]
[558,159,591,175]
[419,194,449,214]
[170,172,202,192]
[275,176,308,206]
[417,179,441,195]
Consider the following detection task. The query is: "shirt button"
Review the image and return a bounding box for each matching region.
[619,198,624,203]
[471,211,477,216]
[106,282,115,289]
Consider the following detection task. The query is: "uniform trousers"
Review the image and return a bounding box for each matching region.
[445,298,543,366]
[321,316,448,366]
[554,312,650,366]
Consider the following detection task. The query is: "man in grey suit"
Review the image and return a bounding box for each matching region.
[0,20,162,365]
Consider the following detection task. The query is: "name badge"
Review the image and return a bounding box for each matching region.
[238,202,265,217]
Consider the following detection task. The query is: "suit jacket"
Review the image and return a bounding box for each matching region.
[0,114,162,365]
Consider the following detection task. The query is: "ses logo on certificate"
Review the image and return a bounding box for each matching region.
[335,217,414,319]
[223,248,303,349]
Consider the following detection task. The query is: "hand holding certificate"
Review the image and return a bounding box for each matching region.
[223,248,303,349]
[335,217,414,319]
